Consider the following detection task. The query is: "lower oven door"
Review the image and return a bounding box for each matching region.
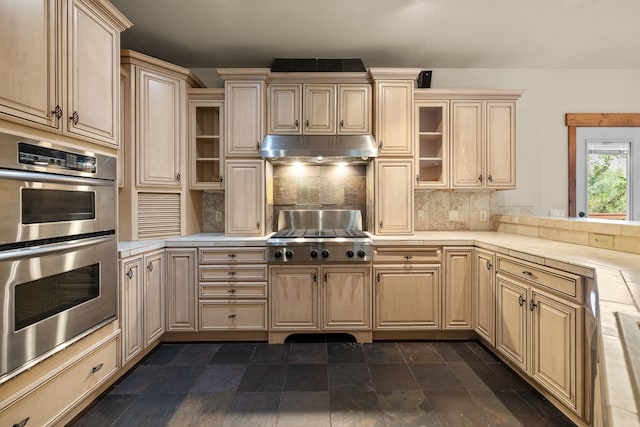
[0,234,116,380]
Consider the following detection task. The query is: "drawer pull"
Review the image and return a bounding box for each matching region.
[522,270,533,277]
[227,289,237,294]
[529,299,538,311]
[91,363,104,374]
[13,418,29,427]
[228,314,237,319]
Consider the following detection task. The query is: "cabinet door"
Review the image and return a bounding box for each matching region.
[338,84,371,134]
[66,0,120,145]
[143,250,165,345]
[189,100,224,189]
[303,84,336,134]
[375,159,413,234]
[374,266,440,329]
[495,275,528,371]
[225,81,264,156]
[451,101,483,188]
[473,249,496,345]
[268,84,301,134]
[443,248,473,330]
[323,266,371,329]
[486,101,516,189]
[531,292,578,411]
[225,160,265,236]
[415,101,449,187]
[0,0,59,128]
[120,257,144,364]
[166,249,197,331]
[137,67,183,187]
[375,81,413,156]
[270,266,319,329]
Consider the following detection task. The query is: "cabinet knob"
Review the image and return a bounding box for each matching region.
[256,141,260,149]
[227,289,237,294]
[313,273,317,282]
[147,262,153,272]
[379,221,383,228]
[91,363,104,374]
[478,174,483,183]
[70,111,79,125]
[529,299,538,311]
[126,268,133,280]
[176,172,181,182]
[305,119,309,128]
[52,105,62,120]
[376,272,381,282]
[340,119,344,128]
[488,174,493,182]
[228,314,237,319]
[485,260,492,270]
[295,119,299,128]
[324,272,328,282]
[416,174,420,183]
[379,141,383,150]
[219,175,223,184]
[256,221,260,229]
[518,295,525,307]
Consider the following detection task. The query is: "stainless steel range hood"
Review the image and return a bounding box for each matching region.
[260,134,378,165]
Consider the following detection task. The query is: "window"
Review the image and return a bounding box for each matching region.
[575,127,640,221]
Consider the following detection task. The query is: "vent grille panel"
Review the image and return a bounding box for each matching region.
[138,192,181,239]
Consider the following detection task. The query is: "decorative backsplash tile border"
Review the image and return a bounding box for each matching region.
[496,214,640,255]
[414,190,497,231]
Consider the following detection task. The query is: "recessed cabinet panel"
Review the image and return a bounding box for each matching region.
[338,85,371,134]
[375,81,413,156]
[304,84,336,134]
[143,251,165,345]
[443,248,473,330]
[496,275,528,371]
[473,249,496,345]
[451,101,483,188]
[166,249,197,331]
[375,159,413,234]
[269,84,301,134]
[323,267,371,329]
[225,81,264,156]
[269,266,319,330]
[486,102,516,188]
[225,160,265,236]
[137,68,182,187]
[120,257,143,364]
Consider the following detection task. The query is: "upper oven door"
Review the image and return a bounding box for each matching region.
[0,169,116,245]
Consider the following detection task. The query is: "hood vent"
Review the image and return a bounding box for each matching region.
[261,134,378,165]
[271,58,366,73]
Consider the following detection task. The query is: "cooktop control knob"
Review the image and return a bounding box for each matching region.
[274,250,283,258]
[346,249,355,258]
[357,249,366,258]
[285,249,294,258]
[321,249,330,258]
[310,249,319,258]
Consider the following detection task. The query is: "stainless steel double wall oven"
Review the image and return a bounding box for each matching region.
[0,132,117,381]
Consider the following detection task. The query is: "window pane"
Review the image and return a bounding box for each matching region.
[587,141,630,220]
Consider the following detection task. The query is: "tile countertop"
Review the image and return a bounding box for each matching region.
[118,231,640,425]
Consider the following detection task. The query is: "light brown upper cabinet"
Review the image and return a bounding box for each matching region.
[187,89,224,190]
[451,100,517,189]
[414,100,449,187]
[225,159,265,236]
[268,83,370,135]
[0,0,131,147]
[224,81,265,156]
[374,81,414,156]
[374,159,414,234]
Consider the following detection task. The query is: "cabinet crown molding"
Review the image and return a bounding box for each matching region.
[368,68,422,80]
[121,50,205,88]
[187,88,224,101]
[414,89,525,100]
[83,0,133,30]
[268,72,371,84]
[216,68,271,81]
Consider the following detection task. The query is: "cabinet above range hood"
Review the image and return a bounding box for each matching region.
[260,134,378,165]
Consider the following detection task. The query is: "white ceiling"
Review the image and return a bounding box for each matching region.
[111,0,640,70]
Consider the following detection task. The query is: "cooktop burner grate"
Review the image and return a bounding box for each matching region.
[272,229,368,239]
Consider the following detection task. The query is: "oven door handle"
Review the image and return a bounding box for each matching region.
[0,169,114,186]
[0,235,114,261]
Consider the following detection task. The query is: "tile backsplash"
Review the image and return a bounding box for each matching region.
[202,192,225,232]
[414,190,496,231]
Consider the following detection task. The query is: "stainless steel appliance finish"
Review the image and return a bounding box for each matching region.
[267,209,372,263]
[0,132,117,382]
[0,133,116,245]
[261,134,378,165]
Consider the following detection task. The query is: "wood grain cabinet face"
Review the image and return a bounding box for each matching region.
[375,81,414,156]
[304,84,336,134]
[143,250,165,345]
[225,81,264,156]
[443,248,473,330]
[485,102,516,188]
[473,249,496,345]
[166,249,197,331]
[495,274,529,372]
[268,84,302,134]
[337,85,371,134]
[374,266,441,330]
[225,160,265,236]
[120,257,144,364]
[375,159,413,234]
[322,266,371,329]
[0,0,126,146]
[189,99,224,189]
[269,266,319,330]
[414,101,449,188]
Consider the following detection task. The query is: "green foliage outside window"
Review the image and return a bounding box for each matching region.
[587,154,627,214]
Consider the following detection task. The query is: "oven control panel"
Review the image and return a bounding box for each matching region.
[267,243,372,263]
[18,143,96,173]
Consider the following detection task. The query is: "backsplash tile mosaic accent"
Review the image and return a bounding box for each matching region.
[202,192,225,232]
[414,190,497,231]
[271,165,367,230]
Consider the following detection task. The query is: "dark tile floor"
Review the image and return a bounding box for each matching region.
[69,337,576,427]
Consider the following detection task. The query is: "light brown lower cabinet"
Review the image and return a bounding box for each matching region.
[269,265,371,331]
[166,248,198,331]
[495,271,583,417]
[373,265,440,329]
[443,248,473,330]
[473,249,496,344]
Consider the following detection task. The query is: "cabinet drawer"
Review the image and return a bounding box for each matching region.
[496,256,581,300]
[199,265,268,281]
[200,282,267,299]
[199,301,267,330]
[374,247,442,263]
[2,334,119,427]
[199,248,267,264]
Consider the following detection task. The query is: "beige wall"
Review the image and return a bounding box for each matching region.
[193,67,640,218]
